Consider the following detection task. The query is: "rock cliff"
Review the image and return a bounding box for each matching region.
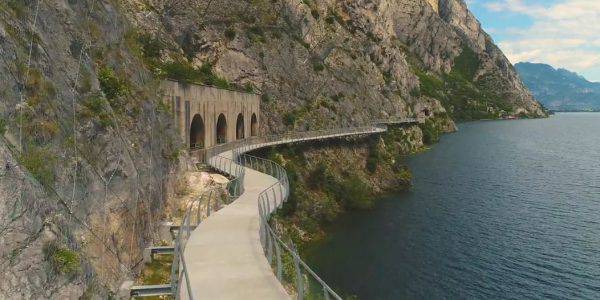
[120,0,545,125]
[0,0,544,297]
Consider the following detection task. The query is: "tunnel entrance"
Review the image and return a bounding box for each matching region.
[190,114,205,149]
[236,113,245,140]
[251,113,258,137]
[216,113,228,144]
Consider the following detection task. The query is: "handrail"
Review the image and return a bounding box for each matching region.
[170,156,245,299]
[173,117,422,299]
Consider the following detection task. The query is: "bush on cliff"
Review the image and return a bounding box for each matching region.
[421,118,440,145]
[337,175,374,210]
[44,242,80,277]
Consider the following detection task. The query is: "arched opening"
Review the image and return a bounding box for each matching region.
[236,113,245,140]
[216,113,227,144]
[251,113,258,137]
[189,114,205,149]
[423,108,431,117]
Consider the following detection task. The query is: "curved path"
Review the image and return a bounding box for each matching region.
[181,125,403,299]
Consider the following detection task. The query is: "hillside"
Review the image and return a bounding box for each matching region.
[0,0,544,297]
[515,62,600,111]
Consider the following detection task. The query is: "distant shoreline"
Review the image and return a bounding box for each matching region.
[551,110,600,113]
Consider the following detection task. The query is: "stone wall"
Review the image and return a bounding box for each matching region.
[161,80,261,149]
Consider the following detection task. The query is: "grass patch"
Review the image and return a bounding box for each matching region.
[420,118,442,145]
[44,242,80,276]
[19,145,56,187]
[0,118,6,135]
[139,254,173,286]
[79,92,114,129]
[98,66,129,101]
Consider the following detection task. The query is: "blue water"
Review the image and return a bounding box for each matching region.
[307,113,600,299]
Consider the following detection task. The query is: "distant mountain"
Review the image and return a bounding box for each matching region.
[515,62,600,111]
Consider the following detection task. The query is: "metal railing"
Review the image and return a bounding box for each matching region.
[238,154,341,299]
[170,157,244,299]
[171,117,422,299]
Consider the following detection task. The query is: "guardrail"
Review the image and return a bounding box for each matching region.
[170,117,421,299]
[240,153,341,299]
[169,156,244,298]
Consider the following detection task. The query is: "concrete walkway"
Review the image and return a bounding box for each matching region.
[183,162,288,299]
[181,127,390,299]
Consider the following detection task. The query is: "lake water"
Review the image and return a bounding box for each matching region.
[306,113,600,299]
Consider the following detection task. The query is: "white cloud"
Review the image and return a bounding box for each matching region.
[485,0,600,81]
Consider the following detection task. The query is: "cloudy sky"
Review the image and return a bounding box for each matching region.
[466,0,600,82]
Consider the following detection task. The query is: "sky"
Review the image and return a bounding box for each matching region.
[465,0,600,82]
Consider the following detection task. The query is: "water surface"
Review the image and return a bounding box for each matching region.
[307,113,600,299]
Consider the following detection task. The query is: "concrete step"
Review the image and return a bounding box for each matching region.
[130,284,172,298]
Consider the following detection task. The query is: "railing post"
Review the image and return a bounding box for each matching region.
[323,286,331,300]
[272,188,278,208]
[258,198,264,247]
[267,226,274,264]
[292,242,304,300]
[278,184,284,208]
[274,236,283,281]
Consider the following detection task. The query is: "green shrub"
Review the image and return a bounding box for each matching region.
[330,92,344,102]
[80,93,113,129]
[19,145,56,187]
[421,118,440,145]
[451,46,480,81]
[247,26,266,43]
[0,118,6,135]
[415,70,444,99]
[98,67,128,100]
[225,28,236,40]
[138,33,163,60]
[366,143,381,173]
[311,9,320,19]
[243,82,254,93]
[393,163,413,185]
[282,112,297,126]
[409,87,421,97]
[69,40,84,59]
[325,15,335,24]
[44,242,80,276]
[312,61,325,72]
[337,175,373,210]
[6,0,26,17]
[307,162,334,190]
[160,61,203,82]
[383,71,393,84]
[261,93,272,103]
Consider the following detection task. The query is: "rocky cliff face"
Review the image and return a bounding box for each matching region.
[0,0,544,297]
[121,0,545,125]
[0,1,182,298]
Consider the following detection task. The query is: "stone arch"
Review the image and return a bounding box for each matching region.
[190,114,205,149]
[423,108,431,117]
[251,113,258,137]
[216,113,228,144]
[236,113,245,140]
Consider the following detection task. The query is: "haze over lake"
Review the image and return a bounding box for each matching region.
[307,113,600,299]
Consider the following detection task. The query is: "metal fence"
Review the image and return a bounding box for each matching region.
[239,153,342,300]
[172,118,421,299]
[170,156,244,299]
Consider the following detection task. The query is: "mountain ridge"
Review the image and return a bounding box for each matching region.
[515,62,600,111]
